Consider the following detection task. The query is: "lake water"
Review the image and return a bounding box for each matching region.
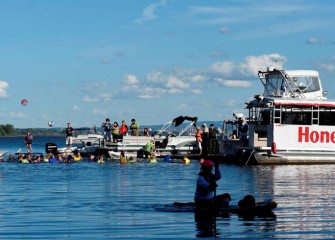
[0,137,335,238]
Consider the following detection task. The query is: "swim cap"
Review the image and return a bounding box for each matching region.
[200,159,214,167]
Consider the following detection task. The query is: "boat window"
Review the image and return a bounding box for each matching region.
[319,110,335,126]
[289,76,320,93]
[264,73,285,97]
[281,112,311,125]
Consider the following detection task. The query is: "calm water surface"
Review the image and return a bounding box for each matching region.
[0,137,334,239]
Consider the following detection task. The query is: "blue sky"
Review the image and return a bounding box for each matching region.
[0,0,335,128]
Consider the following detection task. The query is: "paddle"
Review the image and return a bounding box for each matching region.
[214,158,218,198]
[213,158,218,237]
[16,143,26,153]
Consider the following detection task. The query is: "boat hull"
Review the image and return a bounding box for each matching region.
[254,150,335,164]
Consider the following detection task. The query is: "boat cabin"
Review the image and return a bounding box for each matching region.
[259,68,327,100]
[244,69,335,163]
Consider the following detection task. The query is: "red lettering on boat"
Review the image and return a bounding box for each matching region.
[298,127,335,143]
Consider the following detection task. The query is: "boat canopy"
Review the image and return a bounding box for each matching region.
[258,68,326,100]
[157,116,197,136]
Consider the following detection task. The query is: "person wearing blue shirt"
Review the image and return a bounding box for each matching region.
[194,159,230,210]
[101,118,112,142]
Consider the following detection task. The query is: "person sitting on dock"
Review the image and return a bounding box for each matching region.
[143,140,155,158]
[194,159,229,210]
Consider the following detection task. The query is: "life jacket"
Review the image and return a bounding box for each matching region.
[196,130,202,142]
[120,125,128,134]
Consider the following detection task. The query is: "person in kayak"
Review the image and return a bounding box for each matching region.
[194,159,230,209]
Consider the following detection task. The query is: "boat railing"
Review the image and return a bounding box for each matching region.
[156,116,197,137]
[258,68,326,100]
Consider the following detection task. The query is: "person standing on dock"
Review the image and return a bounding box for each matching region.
[208,124,219,154]
[101,118,112,142]
[65,122,75,148]
[25,131,33,153]
[112,121,120,142]
[195,126,202,156]
[119,120,128,136]
[130,118,140,136]
[201,123,209,157]
[238,118,249,146]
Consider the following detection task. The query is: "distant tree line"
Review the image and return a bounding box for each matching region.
[0,124,15,136]
[0,124,66,137]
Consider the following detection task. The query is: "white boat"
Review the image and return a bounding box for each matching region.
[217,113,244,159]
[106,116,197,158]
[47,117,198,159]
[239,67,335,164]
[71,127,104,146]
[0,150,7,159]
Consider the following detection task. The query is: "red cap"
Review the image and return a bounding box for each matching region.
[200,159,214,167]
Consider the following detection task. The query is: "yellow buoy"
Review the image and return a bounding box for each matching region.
[149,158,157,164]
[182,157,190,165]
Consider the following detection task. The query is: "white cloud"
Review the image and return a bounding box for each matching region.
[137,87,166,99]
[146,70,189,89]
[189,74,207,82]
[134,0,167,24]
[165,76,189,89]
[210,61,235,76]
[0,81,9,98]
[9,112,27,119]
[82,96,100,103]
[239,54,287,76]
[318,63,335,72]
[167,88,183,94]
[73,104,82,111]
[123,74,139,85]
[120,54,286,98]
[100,92,113,101]
[146,70,164,83]
[175,103,190,111]
[92,108,109,115]
[306,38,322,44]
[191,89,202,94]
[214,78,252,88]
[219,27,229,33]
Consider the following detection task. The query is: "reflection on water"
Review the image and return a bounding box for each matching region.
[0,137,334,238]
